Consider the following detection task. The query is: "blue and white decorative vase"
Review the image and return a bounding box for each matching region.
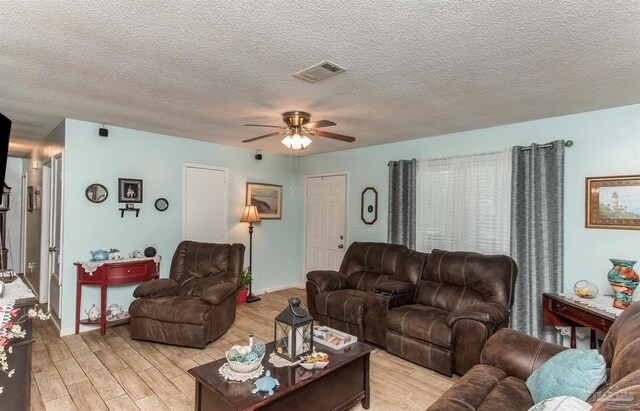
[607,259,638,309]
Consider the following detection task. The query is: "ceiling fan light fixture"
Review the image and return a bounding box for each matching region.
[300,135,312,148]
[281,131,312,150]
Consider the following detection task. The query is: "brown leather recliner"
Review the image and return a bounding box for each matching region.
[428,301,640,410]
[129,241,245,348]
[386,249,517,376]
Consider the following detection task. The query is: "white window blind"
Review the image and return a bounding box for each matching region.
[416,149,512,255]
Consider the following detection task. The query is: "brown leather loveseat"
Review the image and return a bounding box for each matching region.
[428,301,640,410]
[306,242,425,347]
[129,241,245,348]
[306,243,517,376]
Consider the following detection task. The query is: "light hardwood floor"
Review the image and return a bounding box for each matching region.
[31,289,457,411]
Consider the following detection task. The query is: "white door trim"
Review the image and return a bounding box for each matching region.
[302,171,349,284]
[20,172,27,275]
[182,163,229,242]
[39,161,51,302]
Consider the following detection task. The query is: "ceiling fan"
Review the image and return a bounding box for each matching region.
[243,111,356,150]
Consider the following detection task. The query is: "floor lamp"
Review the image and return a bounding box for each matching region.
[240,205,261,303]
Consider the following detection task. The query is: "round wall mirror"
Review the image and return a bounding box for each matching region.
[155,198,169,211]
[85,184,108,203]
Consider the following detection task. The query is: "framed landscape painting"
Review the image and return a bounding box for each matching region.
[586,175,640,230]
[246,182,282,219]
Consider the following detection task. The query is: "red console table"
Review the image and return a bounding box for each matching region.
[75,258,159,335]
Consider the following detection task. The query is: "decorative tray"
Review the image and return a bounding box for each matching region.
[313,326,357,350]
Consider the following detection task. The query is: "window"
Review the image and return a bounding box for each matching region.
[416,149,512,255]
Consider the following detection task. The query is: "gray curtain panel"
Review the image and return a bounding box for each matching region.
[510,140,565,343]
[388,159,416,249]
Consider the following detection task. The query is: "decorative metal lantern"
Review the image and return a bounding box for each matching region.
[274,297,313,362]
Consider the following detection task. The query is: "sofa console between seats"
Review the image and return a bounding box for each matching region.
[306,242,517,376]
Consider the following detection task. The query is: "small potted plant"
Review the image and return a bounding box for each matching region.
[237,268,251,304]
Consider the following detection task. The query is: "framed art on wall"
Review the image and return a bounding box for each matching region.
[246,182,282,219]
[118,178,143,203]
[586,175,640,230]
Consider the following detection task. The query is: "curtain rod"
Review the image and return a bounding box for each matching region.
[520,140,574,151]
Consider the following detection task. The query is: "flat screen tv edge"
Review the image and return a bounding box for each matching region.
[0,113,11,186]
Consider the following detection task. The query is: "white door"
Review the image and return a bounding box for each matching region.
[47,154,63,319]
[305,174,347,276]
[183,164,227,242]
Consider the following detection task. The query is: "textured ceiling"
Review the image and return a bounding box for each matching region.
[1,1,639,156]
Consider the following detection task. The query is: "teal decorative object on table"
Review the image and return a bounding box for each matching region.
[90,250,109,261]
[607,259,638,309]
[252,370,279,396]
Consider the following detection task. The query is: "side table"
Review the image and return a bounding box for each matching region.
[542,293,616,348]
[74,258,159,335]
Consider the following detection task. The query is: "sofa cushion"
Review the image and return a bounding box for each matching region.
[387,304,452,349]
[338,242,407,276]
[416,249,517,311]
[426,364,534,411]
[130,295,212,325]
[348,272,393,292]
[315,290,365,324]
[526,349,606,403]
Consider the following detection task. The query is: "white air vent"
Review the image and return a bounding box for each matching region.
[294,61,346,83]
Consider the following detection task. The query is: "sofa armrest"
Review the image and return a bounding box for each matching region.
[306,270,350,292]
[480,328,566,381]
[375,280,416,295]
[447,302,510,327]
[200,282,237,305]
[133,279,179,298]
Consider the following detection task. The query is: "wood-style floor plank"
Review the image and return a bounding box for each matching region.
[32,288,456,410]
[104,394,140,411]
[66,379,108,411]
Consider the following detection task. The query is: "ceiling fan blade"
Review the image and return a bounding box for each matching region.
[242,131,284,143]
[310,129,356,143]
[305,119,336,129]
[244,124,288,128]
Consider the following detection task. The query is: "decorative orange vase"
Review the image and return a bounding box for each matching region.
[607,259,639,309]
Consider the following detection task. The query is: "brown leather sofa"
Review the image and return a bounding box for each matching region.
[306,242,425,347]
[306,243,517,376]
[129,241,245,348]
[387,249,517,376]
[428,301,640,410]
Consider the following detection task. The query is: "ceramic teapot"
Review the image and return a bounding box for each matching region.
[85,304,101,321]
[129,250,142,258]
[90,250,109,261]
[106,303,124,321]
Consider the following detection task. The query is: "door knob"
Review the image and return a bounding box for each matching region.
[339,235,344,240]
[49,247,59,252]
[338,244,344,249]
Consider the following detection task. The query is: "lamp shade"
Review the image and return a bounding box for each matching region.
[240,204,262,223]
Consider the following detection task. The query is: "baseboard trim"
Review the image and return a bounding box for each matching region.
[60,323,99,337]
[254,283,305,295]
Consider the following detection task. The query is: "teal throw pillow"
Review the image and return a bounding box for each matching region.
[526,349,606,403]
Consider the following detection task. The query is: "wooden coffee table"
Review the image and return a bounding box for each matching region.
[188,341,373,411]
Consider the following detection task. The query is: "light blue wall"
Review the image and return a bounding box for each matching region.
[59,105,640,333]
[299,104,640,300]
[61,119,302,332]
